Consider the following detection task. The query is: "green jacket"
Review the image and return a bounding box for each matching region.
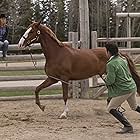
[105,55,136,98]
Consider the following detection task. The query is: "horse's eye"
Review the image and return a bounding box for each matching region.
[37,30,40,34]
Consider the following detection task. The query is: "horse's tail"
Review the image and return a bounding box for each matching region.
[121,53,140,96]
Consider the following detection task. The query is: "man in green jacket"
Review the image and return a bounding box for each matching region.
[105,43,140,134]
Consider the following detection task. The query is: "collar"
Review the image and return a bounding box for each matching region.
[109,55,114,61]
[107,55,117,63]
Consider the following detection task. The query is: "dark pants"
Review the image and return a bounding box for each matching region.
[0,40,9,57]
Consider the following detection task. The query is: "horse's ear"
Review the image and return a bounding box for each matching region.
[35,21,41,29]
[37,16,45,26]
[36,20,42,27]
[38,20,42,25]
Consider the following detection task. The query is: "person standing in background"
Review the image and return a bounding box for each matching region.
[0,14,9,58]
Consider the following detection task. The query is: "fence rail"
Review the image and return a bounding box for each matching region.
[8,42,73,51]
[0,42,139,93]
[98,37,140,42]
[0,65,44,71]
[0,54,45,63]
[0,75,46,81]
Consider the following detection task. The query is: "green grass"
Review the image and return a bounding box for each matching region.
[0,89,62,97]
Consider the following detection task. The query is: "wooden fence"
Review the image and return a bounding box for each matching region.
[0,40,140,98]
[0,44,45,91]
[91,31,140,99]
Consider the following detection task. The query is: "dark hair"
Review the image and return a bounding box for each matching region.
[105,43,119,56]
[0,14,6,18]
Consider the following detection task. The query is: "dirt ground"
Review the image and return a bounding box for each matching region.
[0,97,140,140]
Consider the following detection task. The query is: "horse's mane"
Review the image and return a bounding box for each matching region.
[40,24,64,47]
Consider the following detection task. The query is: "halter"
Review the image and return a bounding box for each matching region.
[22,30,41,46]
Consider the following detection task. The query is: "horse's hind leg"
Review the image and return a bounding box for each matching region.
[35,77,57,111]
[60,82,69,119]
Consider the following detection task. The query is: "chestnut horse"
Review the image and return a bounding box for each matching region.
[18,22,140,118]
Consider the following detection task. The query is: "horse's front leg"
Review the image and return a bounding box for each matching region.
[60,82,69,119]
[35,77,57,111]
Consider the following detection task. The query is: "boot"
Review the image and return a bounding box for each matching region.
[110,109,133,134]
[135,106,140,113]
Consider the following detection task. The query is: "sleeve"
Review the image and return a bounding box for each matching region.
[104,63,116,86]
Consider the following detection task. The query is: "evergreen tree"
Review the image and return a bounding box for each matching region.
[0,0,9,14]
[8,0,20,43]
[68,0,79,32]
[16,0,34,43]
[33,0,42,21]
[3,0,34,44]
[55,0,67,40]
[39,0,68,41]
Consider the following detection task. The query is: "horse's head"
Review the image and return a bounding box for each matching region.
[18,21,41,48]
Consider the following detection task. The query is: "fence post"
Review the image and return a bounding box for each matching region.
[91,31,107,98]
[127,15,131,48]
[79,0,90,98]
[68,32,73,98]
[91,31,98,98]
[91,31,97,48]
[68,32,80,98]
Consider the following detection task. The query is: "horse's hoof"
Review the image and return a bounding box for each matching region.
[59,115,67,119]
[40,105,45,112]
[59,114,67,119]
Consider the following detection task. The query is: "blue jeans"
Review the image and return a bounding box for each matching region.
[0,40,9,57]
